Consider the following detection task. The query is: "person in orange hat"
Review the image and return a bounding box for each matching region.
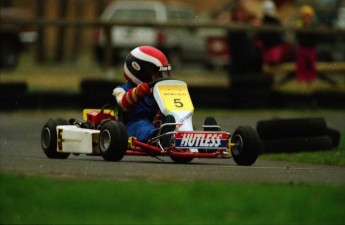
[295,5,317,83]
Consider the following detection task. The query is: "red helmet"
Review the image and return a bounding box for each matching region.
[124,46,171,85]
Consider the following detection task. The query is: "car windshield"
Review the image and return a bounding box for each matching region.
[110,8,156,22]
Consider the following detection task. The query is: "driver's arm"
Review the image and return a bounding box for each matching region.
[113,82,150,112]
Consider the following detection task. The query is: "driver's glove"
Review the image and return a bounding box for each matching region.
[118,82,151,111]
[135,82,151,98]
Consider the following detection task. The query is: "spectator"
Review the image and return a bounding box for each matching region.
[294,5,317,83]
[227,0,263,77]
[257,0,284,65]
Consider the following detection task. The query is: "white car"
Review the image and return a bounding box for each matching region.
[93,0,207,66]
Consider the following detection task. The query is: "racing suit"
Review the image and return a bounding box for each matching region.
[113,81,159,142]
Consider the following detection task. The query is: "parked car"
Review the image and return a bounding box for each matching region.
[93,0,208,67]
[0,7,37,69]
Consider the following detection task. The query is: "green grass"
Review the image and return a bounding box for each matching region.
[0,173,344,225]
[260,132,345,166]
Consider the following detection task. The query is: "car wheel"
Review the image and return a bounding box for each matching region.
[231,126,260,166]
[41,118,70,159]
[99,120,128,161]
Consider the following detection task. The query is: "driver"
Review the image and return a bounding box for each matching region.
[113,46,171,142]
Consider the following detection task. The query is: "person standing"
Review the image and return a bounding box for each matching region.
[258,0,284,65]
[295,5,317,83]
[227,1,263,77]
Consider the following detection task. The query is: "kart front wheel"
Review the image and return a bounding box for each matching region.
[41,118,70,159]
[231,126,260,166]
[99,120,128,161]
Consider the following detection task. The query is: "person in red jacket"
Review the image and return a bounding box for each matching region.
[113,46,171,142]
[295,5,317,83]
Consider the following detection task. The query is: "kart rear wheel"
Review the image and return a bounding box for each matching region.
[41,118,70,159]
[231,126,260,166]
[99,120,128,161]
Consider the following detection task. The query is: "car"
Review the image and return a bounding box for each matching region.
[0,7,37,69]
[41,78,260,165]
[93,0,207,67]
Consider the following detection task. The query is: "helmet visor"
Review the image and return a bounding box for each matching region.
[150,65,171,81]
[159,65,171,78]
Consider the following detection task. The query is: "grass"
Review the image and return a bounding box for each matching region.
[0,173,345,225]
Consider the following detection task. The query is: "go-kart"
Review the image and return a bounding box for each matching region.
[41,79,260,165]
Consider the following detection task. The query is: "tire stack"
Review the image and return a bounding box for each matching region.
[256,117,341,154]
[80,79,122,108]
[229,74,273,108]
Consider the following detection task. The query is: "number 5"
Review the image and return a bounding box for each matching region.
[174,98,183,107]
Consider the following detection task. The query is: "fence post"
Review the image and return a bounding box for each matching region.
[36,0,46,63]
[55,0,67,62]
[104,24,113,67]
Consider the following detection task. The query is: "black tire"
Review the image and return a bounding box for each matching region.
[231,126,260,166]
[41,118,70,159]
[326,127,341,148]
[99,120,128,161]
[262,136,333,153]
[256,117,327,140]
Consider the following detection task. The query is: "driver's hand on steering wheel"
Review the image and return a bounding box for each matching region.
[135,82,151,98]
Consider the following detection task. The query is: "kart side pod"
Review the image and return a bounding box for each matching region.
[56,125,100,154]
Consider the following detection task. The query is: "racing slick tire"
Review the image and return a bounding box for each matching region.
[99,120,128,161]
[41,118,70,159]
[231,126,260,166]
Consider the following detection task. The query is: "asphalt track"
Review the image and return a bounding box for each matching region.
[1,110,345,185]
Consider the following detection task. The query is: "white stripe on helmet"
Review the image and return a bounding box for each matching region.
[131,47,163,67]
[124,63,142,85]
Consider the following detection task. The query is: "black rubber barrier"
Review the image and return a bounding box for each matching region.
[256,117,327,140]
[261,135,334,153]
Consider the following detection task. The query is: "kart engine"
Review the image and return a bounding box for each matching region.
[87,110,115,126]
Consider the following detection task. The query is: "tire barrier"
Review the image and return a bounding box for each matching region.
[256,117,341,154]
[0,82,28,110]
[80,79,122,108]
[314,91,345,108]
[229,74,273,109]
[262,136,333,153]
[257,117,327,140]
[0,79,344,110]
